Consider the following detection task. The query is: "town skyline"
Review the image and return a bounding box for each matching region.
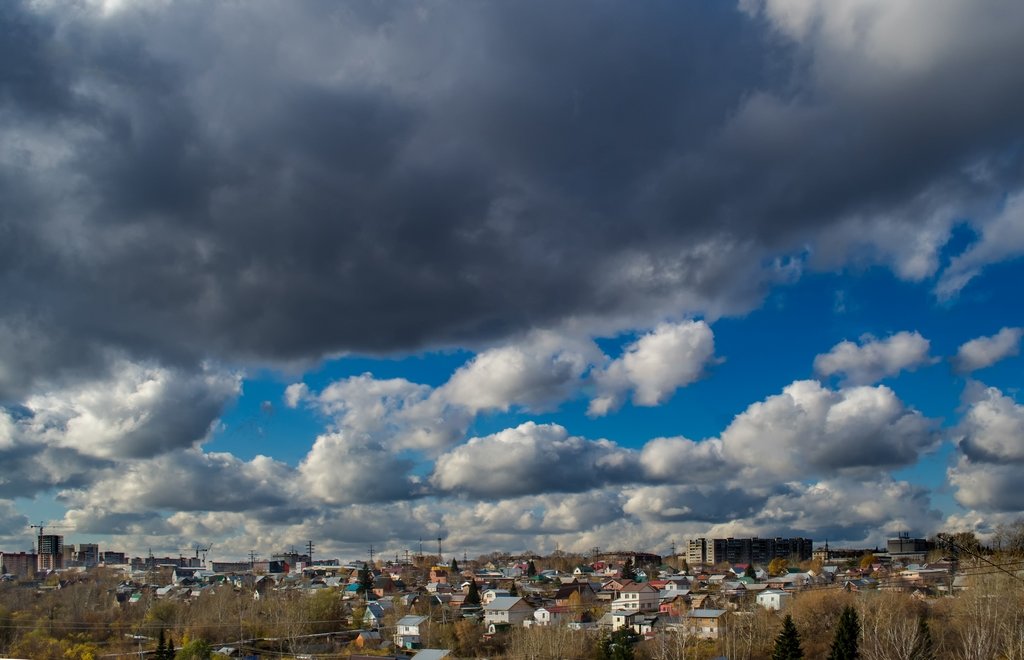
[2,0,1024,560]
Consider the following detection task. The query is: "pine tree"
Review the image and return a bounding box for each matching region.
[527,559,537,577]
[508,581,518,596]
[450,558,459,574]
[156,629,167,660]
[744,564,757,579]
[621,558,637,581]
[772,615,804,660]
[909,616,935,660]
[828,606,861,660]
[357,566,373,594]
[464,579,481,606]
[166,634,175,660]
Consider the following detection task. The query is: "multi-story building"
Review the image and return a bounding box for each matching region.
[686,537,813,567]
[1,552,38,579]
[101,551,127,565]
[77,543,100,567]
[37,535,63,572]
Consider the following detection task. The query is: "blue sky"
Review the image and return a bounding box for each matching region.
[2,0,1024,562]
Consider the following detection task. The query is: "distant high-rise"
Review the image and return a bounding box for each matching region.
[37,534,64,571]
[686,536,813,566]
[78,543,100,567]
[1,552,38,579]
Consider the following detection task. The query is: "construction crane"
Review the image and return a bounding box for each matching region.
[28,521,70,548]
[179,542,213,567]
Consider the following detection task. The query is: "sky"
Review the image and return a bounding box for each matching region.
[2,0,1024,563]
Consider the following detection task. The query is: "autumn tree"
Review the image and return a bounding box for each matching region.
[768,558,789,576]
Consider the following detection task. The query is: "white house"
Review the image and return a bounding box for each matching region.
[481,588,510,605]
[611,582,659,612]
[756,589,792,611]
[395,614,427,648]
[533,606,569,627]
[483,596,534,626]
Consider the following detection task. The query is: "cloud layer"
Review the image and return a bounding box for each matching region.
[1,0,1023,556]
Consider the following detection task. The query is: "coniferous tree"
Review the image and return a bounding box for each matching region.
[464,579,481,606]
[744,564,757,579]
[527,559,537,577]
[166,635,175,660]
[508,581,518,596]
[772,615,804,660]
[828,606,861,660]
[621,558,637,581]
[357,566,373,594]
[909,616,935,660]
[156,629,167,660]
[450,557,459,574]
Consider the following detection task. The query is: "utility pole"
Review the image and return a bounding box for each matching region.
[437,537,443,564]
[368,544,375,567]
[249,550,258,567]
[306,540,314,567]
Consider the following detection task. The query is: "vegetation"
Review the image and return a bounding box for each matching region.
[2,535,1023,659]
[772,615,804,660]
[827,605,860,660]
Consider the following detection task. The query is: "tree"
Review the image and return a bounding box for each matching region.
[357,566,373,594]
[166,635,175,660]
[745,564,757,580]
[508,581,518,596]
[174,638,212,660]
[621,558,637,581]
[464,580,481,606]
[909,616,935,660]
[768,558,789,576]
[600,628,638,660]
[156,629,167,660]
[828,605,861,660]
[450,558,459,574]
[527,559,537,577]
[859,554,877,570]
[773,615,804,659]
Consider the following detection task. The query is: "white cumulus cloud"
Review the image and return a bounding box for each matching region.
[814,331,933,385]
[952,327,1023,374]
[589,320,717,416]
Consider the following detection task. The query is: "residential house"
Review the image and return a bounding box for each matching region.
[483,596,534,627]
[554,580,596,607]
[533,606,570,627]
[363,602,388,629]
[481,588,510,605]
[611,582,659,612]
[685,609,728,639]
[354,631,381,649]
[411,650,451,660]
[372,574,398,598]
[659,595,689,617]
[395,614,427,649]
[756,589,792,611]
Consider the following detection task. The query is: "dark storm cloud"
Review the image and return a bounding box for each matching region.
[3,0,1024,396]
